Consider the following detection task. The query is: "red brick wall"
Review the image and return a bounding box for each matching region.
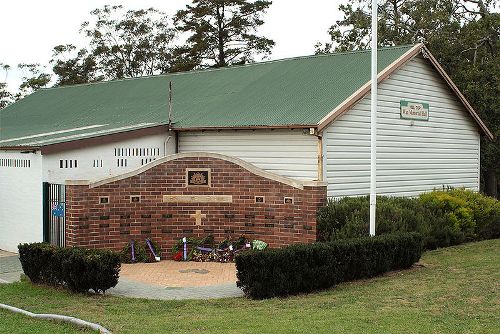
[65,156,326,256]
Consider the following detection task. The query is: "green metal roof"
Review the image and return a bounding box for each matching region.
[0,45,415,148]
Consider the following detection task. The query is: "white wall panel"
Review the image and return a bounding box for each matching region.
[178,129,318,180]
[0,151,43,252]
[325,55,481,197]
[43,133,175,184]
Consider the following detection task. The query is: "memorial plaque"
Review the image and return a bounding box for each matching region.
[255,196,265,203]
[163,194,233,203]
[186,168,211,186]
[400,100,429,121]
[284,197,294,204]
[99,196,109,204]
[131,195,141,203]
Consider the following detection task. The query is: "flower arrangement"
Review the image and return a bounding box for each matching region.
[172,235,260,262]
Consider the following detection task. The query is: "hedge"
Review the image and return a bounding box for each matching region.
[18,243,120,294]
[235,232,422,299]
[317,189,500,249]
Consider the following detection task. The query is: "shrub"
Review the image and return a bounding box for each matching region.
[18,243,120,294]
[235,232,422,299]
[317,190,500,250]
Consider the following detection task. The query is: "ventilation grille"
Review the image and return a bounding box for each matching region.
[59,160,78,168]
[114,147,161,157]
[0,159,31,168]
[93,159,103,168]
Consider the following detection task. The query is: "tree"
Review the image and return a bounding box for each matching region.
[0,63,13,109]
[174,0,275,70]
[15,63,51,100]
[51,45,101,86]
[316,0,499,198]
[50,5,176,85]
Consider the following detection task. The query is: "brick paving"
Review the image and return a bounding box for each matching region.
[120,261,237,287]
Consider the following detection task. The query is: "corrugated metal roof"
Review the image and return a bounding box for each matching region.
[0,45,415,147]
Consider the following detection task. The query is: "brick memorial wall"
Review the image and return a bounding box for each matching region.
[65,153,327,255]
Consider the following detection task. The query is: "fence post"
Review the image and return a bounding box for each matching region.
[42,182,49,242]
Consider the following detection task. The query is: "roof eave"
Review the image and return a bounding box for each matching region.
[0,146,40,152]
[420,46,494,141]
[316,43,494,141]
[317,43,424,132]
[174,124,317,131]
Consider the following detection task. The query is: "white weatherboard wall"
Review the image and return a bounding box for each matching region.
[0,151,43,252]
[325,55,480,197]
[178,129,319,180]
[43,132,175,183]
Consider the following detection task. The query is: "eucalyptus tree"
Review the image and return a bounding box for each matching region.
[51,5,176,85]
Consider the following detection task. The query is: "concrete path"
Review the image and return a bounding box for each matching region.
[0,251,22,284]
[0,250,243,299]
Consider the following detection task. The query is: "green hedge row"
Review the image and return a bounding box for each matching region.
[235,232,422,299]
[317,189,500,249]
[18,243,120,294]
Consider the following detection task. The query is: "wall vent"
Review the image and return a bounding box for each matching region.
[0,159,31,168]
[59,159,78,168]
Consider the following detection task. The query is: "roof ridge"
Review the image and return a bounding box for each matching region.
[39,44,418,91]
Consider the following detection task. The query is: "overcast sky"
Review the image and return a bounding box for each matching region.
[0,0,343,92]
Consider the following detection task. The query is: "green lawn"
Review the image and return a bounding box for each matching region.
[0,239,498,334]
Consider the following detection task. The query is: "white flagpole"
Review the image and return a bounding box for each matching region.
[369,0,378,236]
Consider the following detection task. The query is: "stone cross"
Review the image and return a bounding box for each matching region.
[190,210,207,226]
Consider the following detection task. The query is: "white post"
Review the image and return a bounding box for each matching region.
[369,0,378,236]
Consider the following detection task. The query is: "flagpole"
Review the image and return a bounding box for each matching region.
[369,0,377,236]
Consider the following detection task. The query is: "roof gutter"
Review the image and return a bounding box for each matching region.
[0,146,40,152]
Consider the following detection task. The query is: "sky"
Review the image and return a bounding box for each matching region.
[0,0,343,92]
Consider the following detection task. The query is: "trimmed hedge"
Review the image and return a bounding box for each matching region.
[235,232,422,299]
[18,243,120,294]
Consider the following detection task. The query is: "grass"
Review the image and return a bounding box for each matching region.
[0,239,499,334]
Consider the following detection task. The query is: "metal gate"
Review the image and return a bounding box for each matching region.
[43,182,66,247]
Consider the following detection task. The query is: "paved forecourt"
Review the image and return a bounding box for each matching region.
[0,252,242,299]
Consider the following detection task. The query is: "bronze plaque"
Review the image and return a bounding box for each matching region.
[186,168,211,186]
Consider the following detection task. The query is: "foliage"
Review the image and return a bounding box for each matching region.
[235,232,423,299]
[50,5,176,85]
[173,0,275,71]
[316,0,500,198]
[14,63,51,100]
[317,189,500,249]
[0,63,12,109]
[18,243,120,294]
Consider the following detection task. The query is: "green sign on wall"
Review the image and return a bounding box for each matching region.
[400,100,430,121]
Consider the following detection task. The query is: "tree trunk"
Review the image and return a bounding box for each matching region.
[216,4,226,67]
[484,168,498,199]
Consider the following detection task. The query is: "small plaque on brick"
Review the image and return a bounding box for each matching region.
[186,168,211,186]
[284,197,294,204]
[255,196,265,203]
